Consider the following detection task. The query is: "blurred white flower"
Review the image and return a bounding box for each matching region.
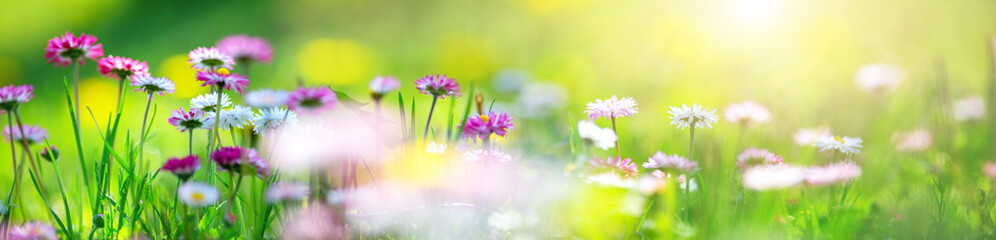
[190,92,232,111]
[492,69,532,94]
[243,89,290,109]
[178,182,219,207]
[814,136,863,155]
[668,104,719,129]
[742,165,804,191]
[804,161,862,186]
[855,63,903,96]
[266,182,310,204]
[794,127,832,146]
[891,129,932,152]
[517,82,568,118]
[576,121,617,150]
[953,95,986,122]
[723,101,771,127]
[488,209,524,231]
[252,108,298,135]
[426,141,447,154]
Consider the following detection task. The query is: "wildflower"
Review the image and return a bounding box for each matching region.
[576,120,617,150]
[161,155,201,181]
[8,221,58,240]
[814,136,863,155]
[804,161,862,186]
[854,63,903,96]
[723,101,771,127]
[584,95,638,121]
[742,164,805,191]
[643,151,698,173]
[190,92,232,112]
[668,104,719,129]
[463,149,512,164]
[518,82,568,118]
[0,84,34,111]
[196,70,250,94]
[463,111,515,141]
[892,129,932,152]
[130,75,175,96]
[210,146,266,176]
[39,146,59,162]
[415,74,461,98]
[794,127,832,146]
[206,105,253,130]
[45,31,103,67]
[168,108,213,132]
[243,89,289,109]
[651,170,697,192]
[369,76,401,100]
[588,156,639,179]
[252,108,298,135]
[953,95,986,122]
[287,87,337,114]
[984,162,996,180]
[216,35,273,64]
[3,125,47,144]
[188,47,235,71]
[736,148,784,171]
[97,55,149,79]
[178,182,219,207]
[265,182,310,203]
[426,141,447,154]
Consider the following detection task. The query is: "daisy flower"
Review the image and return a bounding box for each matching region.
[794,127,832,146]
[3,125,47,144]
[168,108,213,132]
[369,76,401,99]
[584,95,638,121]
[188,47,235,71]
[287,87,337,114]
[415,74,461,98]
[643,151,698,173]
[814,136,863,155]
[891,129,932,152]
[668,104,719,129]
[651,171,698,192]
[190,92,232,112]
[44,31,103,67]
[210,146,264,174]
[207,105,254,130]
[39,146,59,162]
[161,155,201,181]
[462,111,515,141]
[426,141,447,154]
[588,156,639,179]
[196,69,250,94]
[178,182,219,207]
[97,55,149,79]
[0,84,34,111]
[252,108,299,135]
[130,75,175,96]
[953,95,986,122]
[742,164,805,191]
[244,89,290,109]
[9,221,58,240]
[855,63,903,96]
[736,148,784,171]
[577,120,617,150]
[804,161,862,186]
[266,182,310,203]
[463,149,512,164]
[723,101,771,127]
[216,35,273,64]
[984,162,996,180]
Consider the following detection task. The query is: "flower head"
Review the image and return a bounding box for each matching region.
[8,221,58,240]
[252,108,298,135]
[210,146,266,176]
[244,89,290,109]
[426,141,447,154]
[736,148,784,171]
[190,92,232,112]
[189,47,235,71]
[196,70,250,94]
[130,75,175,96]
[588,156,639,179]
[814,136,863,155]
[577,120,617,150]
[794,127,832,146]
[668,104,719,130]
[650,171,697,192]
[954,95,986,122]
[178,182,219,207]
[97,55,149,79]
[266,182,310,204]
[855,63,903,96]
[742,164,804,191]
[287,87,337,114]
[892,129,932,152]
[463,149,512,164]
[804,161,862,186]
[723,101,771,127]
[463,111,515,141]
[168,108,213,132]
[369,76,401,99]
[0,84,34,111]
[216,35,273,64]
[984,162,996,180]
[45,31,103,67]
[161,155,201,181]
[3,125,47,144]
[585,95,638,121]
[643,151,698,173]
[206,105,253,130]
[40,146,59,162]
[415,74,461,98]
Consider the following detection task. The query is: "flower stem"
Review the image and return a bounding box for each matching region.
[188,130,194,155]
[611,116,621,157]
[72,64,81,144]
[137,93,153,171]
[685,122,696,221]
[116,76,126,110]
[423,97,439,141]
[13,110,46,199]
[5,113,18,210]
[213,91,223,149]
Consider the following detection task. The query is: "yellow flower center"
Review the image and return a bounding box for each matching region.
[480,114,490,122]
[217,68,231,75]
[834,136,844,144]
[192,192,205,202]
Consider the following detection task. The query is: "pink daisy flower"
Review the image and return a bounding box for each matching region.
[168,108,213,132]
[643,151,698,173]
[97,55,149,80]
[188,47,235,71]
[723,101,771,127]
[216,35,273,64]
[131,75,175,96]
[369,75,401,99]
[584,95,638,121]
[804,161,862,186]
[196,70,250,94]
[287,87,337,114]
[742,164,805,191]
[984,162,996,180]
[891,129,932,152]
[415,74,461,98]
[588,155,639,179]
[3,124,47,144]
[0,84,34,111]
[44,31,104,67]
[210,146,266,176]
[161,155,201,181]
[8,221,58,240]
[735,148,784,171]
[462,111,515,141]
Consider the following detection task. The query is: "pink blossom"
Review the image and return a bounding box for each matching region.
[196,71,250,94]
[168,108,212,132]
[462,111,515,141]
[0,84,34,110]
[97,55,149,79]
[891,129,932,152]
[584,95,638,121]
[44,31,103,67]
[161,155,201,181]
[216,35,273,63]
[287,87,338,114]
[804,161,862,186]
[415,74,461,98]
[588,156,639,179]
[723,101,771,126]
[736,148,783,171]
[643,151,697,173]
[3,124,47,144]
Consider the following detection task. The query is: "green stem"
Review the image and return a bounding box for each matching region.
[13,110,46,199]
[611,116,621,157]
[137,93,153,171]
[423,97,439,141]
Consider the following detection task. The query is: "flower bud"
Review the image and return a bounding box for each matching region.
[40,146,59,162]
[92,214,105,228]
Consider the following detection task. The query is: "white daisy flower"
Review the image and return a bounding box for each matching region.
[425,141,447,154]
[207,105,254,130]
[191,92,232,112]
[188,47,235,71]
[244,89,290,109]
[668,104,719,129]
[814,136,863,154]
[742,164,804,191]
[178,182,219,207]
[130,75,175,96]
[265,182,310,204]
[576,120,617,150]
[252,108,298,135]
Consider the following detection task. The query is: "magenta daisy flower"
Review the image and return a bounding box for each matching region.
[0,84,34,111]
[287,87,337,114]
[216,35,273,64]
[9,221,58,240]
[415,74,461,98]
[131,75,176,96]
[462,111,515,141]
[162,155,201,181]
[189,47,235,71]
[2,124,47,145]
[39,146,59,162]
[643,151,698,173]
[588,155,639,179]
[735,148,784,171]
[97,55,149,80]
[369,76,401,99]
[196,70,250,94]
[44,31,104,67]
[210,146,266,176]
[168,108,213,132]
[584,95,638,121]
